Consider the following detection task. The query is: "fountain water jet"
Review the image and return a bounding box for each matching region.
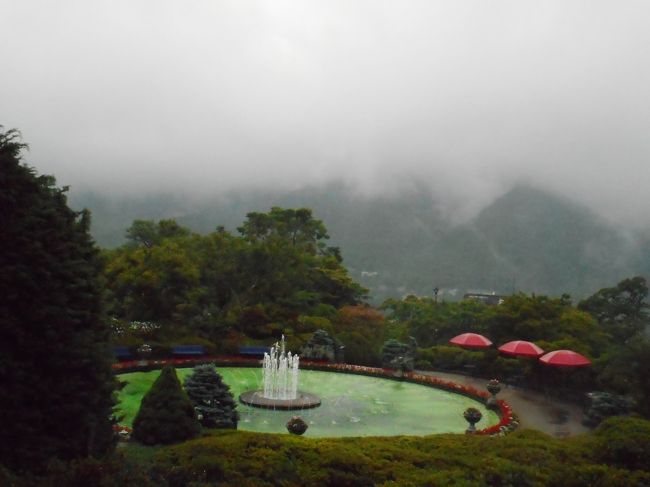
[239,335,321,410]
[262,336,300,400]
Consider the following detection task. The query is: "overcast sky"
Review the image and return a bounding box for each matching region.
[2,1,649,224]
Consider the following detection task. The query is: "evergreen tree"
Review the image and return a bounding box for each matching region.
[184,365,239,429]
[381,338,416,371]
[133,366,200,445]
[300,329,345,362]
[0,127,116,472]
[578,276,649,343]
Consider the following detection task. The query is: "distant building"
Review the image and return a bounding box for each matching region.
[463,293,505,305]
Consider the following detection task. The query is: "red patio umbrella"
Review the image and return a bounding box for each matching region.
[498,340,545,358]
[449,333,493,348]
[539,350,591,367]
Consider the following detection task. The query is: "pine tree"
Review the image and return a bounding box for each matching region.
[133,365,201,445]
[381,338,415,371]
[301,329,345,362]
[0,127,116,472]
[184,365,239,429]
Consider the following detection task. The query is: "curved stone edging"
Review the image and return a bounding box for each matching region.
[239,390,321,410]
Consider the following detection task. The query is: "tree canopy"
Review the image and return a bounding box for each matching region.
[0,127,115,472]
[383,277,650,419]
[104,209,367,344]
[578,276,649,343]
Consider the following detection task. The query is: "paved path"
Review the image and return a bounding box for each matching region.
[417,370,591,437]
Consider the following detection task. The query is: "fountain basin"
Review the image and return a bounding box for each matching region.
[116,367,500,436]
[239,390,321,410]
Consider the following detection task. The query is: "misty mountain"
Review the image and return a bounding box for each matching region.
[69,184,648,303]
[433,187,643,298]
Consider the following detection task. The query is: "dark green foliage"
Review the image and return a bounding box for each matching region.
[380,337,416,370]
[184,365,238,429]
[548,465,650,487]
[381,338,408,364]
[0,457,154,487]
[133,366,200,445]
[331,305,385,366]
[104,209,366,337]
[382,296,488,347]
[579,276,649,343]
[0,128,115,472]
[6,418,650,485]
[592,416,650,471]
[125,219,190,248]
[300,329,345,362]
[147,426,650,486]
[595,337,650,418]
[583,392,635,426]
[416,345,484,370]
[237,207,329,249]
[0,125,28,156]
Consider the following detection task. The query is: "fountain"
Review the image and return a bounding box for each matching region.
[262,336,299,400]
[118,367,501,436]
[239,335,321,410]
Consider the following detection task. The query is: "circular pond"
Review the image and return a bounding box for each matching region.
[117,367,499,437]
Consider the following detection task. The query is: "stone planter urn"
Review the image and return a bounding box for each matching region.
[486,379,501,409]
[463,407,483,434]
[286,416,308,436]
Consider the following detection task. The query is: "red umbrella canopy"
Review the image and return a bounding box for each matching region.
[498,340,545,358]
[449,333,493,348]
[539,350,591,367]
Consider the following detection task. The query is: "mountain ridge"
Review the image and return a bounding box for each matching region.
[68,183,648,302]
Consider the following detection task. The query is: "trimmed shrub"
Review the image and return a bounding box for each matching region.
[184,365,239,429]
[417,345,484,371]
[133,366,200,445]
[549,464,650,487]
[381,338,416,371]
[301,329,344,362]
[149,425,650,486]
[592,416,650,471]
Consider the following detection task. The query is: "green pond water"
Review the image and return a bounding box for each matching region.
[117,367,499,437]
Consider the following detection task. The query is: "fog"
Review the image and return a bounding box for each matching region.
[2,1,649,224]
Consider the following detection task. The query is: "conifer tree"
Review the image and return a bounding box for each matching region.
[184,365,239,429]
[381,338,416,371]
[301,329,345,362]
[133,366,201,445]
[0,127,116,472]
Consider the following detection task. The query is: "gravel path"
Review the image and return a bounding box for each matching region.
[417,370,591,437]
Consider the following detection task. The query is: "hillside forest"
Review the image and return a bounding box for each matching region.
[71,184,650,302]
[106,211,650,419]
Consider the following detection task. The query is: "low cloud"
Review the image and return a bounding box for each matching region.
[2,1,649,225]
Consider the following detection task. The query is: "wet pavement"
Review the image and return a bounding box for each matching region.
[417,370,591,437]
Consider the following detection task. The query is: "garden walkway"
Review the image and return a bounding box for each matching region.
[417,370,590,437]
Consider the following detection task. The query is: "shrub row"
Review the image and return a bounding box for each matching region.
[145,417,650,486]
[5,418,650,486]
